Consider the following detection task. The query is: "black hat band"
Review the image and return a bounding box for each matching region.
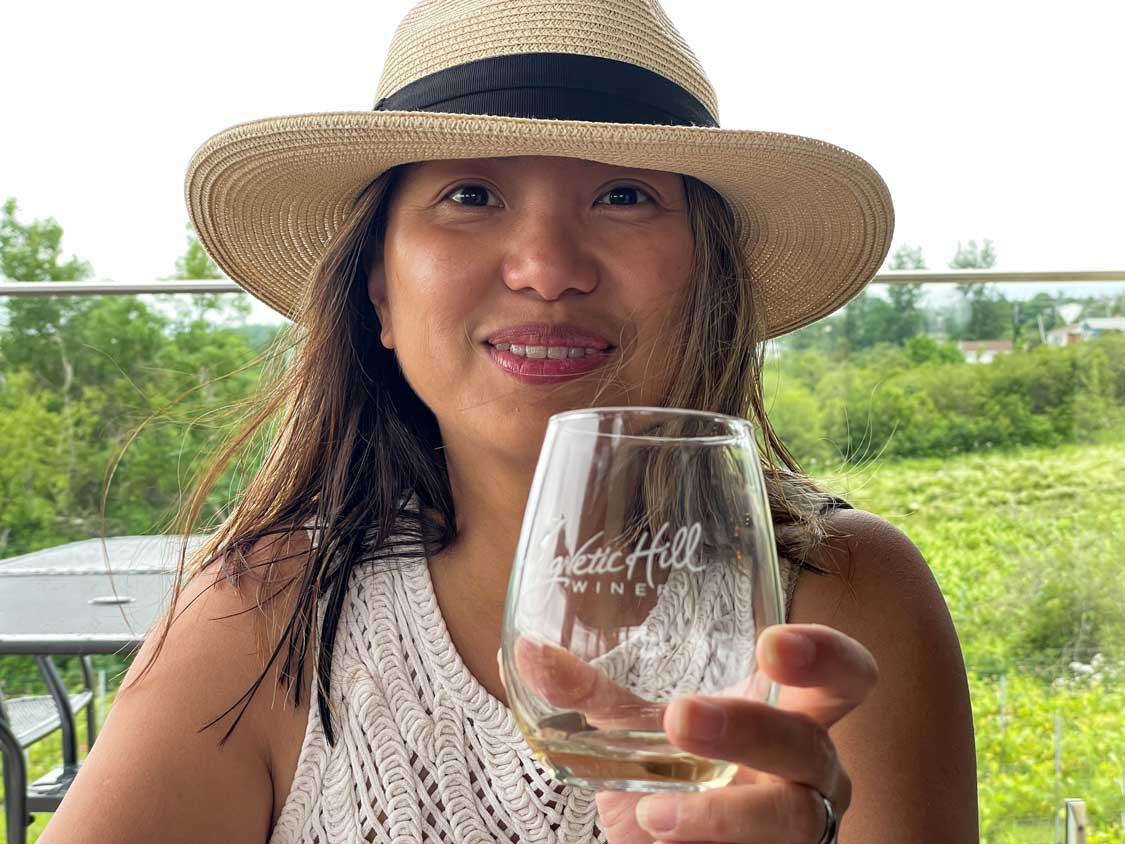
[373,52,718,128]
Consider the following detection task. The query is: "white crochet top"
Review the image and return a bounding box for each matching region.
[268,522,801,844]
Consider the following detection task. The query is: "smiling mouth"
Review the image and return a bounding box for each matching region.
[485,341,615,385]
[488,342,611,359]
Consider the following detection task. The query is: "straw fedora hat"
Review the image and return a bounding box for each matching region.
[185,0,894,339]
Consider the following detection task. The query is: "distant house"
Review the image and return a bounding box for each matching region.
[1046,317,1125,347]
[1082,317,1125,337]
[1046,324,1085,347]
[958,339,1013,364]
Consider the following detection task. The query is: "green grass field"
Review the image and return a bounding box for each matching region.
[3,438,1123,842]
[837,437,1125,843]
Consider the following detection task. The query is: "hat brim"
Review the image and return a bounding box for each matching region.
[185,110,893,339]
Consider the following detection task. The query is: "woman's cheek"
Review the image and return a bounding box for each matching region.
[637,291,692,399]
[397,309,471,397]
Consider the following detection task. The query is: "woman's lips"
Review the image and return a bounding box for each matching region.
[486,324,611,349]
[486,344,612,384]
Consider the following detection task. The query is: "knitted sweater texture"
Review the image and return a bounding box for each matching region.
[268,529,801,844]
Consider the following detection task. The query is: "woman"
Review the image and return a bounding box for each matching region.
[41,1,976,843]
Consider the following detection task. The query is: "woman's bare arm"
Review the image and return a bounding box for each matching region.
[789,509,978,842]
[38,535,309,844]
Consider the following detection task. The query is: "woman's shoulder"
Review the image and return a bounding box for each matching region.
[198,528,322,834]
[176,527,320,741]
[39,529,318,843]
[795,506,930,594]
[788,506,956,659]
[786,513,977,835]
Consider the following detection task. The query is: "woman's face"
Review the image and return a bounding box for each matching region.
[368,155,694,466]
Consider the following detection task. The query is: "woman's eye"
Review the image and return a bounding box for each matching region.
[597,185,653,207]
[446,184,499,207]
[443,183,653,208]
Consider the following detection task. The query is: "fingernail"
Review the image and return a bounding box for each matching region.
[636,795,678,834]
[675,697,726,743]
[767,628,816,669]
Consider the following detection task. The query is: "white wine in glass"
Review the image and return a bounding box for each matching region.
[501,407,784,792]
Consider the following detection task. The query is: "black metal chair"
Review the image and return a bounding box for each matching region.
[0,655,98,844]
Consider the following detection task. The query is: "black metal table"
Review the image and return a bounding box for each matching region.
[0,535,202,844]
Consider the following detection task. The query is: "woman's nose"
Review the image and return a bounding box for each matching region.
[500,216,599,301]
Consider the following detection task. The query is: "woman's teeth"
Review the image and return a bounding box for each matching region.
[493,343,600,359]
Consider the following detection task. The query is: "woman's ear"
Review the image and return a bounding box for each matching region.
[367,258,395,350]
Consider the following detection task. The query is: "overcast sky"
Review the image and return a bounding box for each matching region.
[4,0,1123,316]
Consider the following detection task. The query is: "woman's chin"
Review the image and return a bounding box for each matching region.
[462,413,554,465]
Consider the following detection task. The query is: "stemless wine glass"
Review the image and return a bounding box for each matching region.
[501,407,785,793]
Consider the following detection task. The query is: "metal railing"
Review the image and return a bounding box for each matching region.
[0,268,1124,297]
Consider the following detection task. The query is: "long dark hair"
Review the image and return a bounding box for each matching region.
[127,163,847,748]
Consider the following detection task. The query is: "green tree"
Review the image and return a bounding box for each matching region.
[903,334,963,365]
[884,243,927,344]
[160,221,247,327]
[887,243,926,271]
[1077,292,1125,320]
[104,223,259,535]
[949,238,998,271]
[0,198,93,283]
[0,203,264,553]
[948,238,1010,340]
[0,198,96,394]
[0,371,68,553]
[0,200,178,528]
[172,220,221,280]
[841,291,896,352]
[0,199,102,530]
[783,314,844,353]
[1021,292,1061,344]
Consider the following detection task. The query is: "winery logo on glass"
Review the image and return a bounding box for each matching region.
[536,517,705,597]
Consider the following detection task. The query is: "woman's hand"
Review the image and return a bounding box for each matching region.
[599,624,878,843]
[501,623,878,843]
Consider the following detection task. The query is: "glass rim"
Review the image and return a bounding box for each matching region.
[548,406,758,444]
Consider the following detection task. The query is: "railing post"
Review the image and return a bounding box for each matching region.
[1054,714,1063,844]
[1064,799,1087,844]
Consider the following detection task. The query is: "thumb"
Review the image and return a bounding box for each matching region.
[757,623,879,728]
